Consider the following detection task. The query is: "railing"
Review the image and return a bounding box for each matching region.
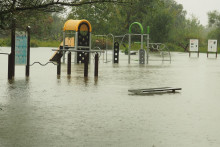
[148,43,171,62]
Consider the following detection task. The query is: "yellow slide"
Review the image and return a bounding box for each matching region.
[50,37,75,62]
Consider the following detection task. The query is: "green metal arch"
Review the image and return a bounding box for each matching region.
[129,22,144,34]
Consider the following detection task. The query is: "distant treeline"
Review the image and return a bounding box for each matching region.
[1,0,220,52]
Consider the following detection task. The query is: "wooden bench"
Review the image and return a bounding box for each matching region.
[128,87,182,95]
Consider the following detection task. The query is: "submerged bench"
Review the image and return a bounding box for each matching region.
[128,87,182,95]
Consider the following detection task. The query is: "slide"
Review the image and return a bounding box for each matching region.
[50,37,75,62]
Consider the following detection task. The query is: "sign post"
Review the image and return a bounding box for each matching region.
[26,26,31,77]
[189,39,199,57]
[15,31,27,65]
[207,40,217,58]
[8,19,16,80]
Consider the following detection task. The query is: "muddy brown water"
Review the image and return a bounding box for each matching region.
[0,47,220,147]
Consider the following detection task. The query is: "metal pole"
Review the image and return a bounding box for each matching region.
[57,55,61,76]
[8,54,13,80]
[106,36,108,63]
[112,37,115,63]
[63,31,66,63]
[75,32,78,63]
[89,32,92,63]
[67,52,71,75]
[84,53,88,77]
[94,53,99,77]
[26,26,31,77]
[146,34,149,64]
[128,34,131,64]
[141,34,143,49]
[11,18,16,78]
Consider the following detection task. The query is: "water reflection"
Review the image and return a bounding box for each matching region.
[1,48,220,146]
[1,79,34,146]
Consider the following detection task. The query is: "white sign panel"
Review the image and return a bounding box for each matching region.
[15,31,27,65]
[208,40,217,52]
[190,39,199,52]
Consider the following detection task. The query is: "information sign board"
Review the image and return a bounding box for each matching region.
[190,39,199,52]
[208,40,217,52]
[15,32,27,65]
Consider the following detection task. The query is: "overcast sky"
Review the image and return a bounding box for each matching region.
[175,0,220,26]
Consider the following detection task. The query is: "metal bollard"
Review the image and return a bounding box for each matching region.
[8,54,13,80]
[57,55,61,76]
[67,52,71,75]
[11,20,16,78]
[94,53,99,77]
[139,49,145,64]
[113,42,119,63]
[84,53,89,77]
[26,26,31,77]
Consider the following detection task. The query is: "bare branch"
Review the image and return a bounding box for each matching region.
[1,0,132,15]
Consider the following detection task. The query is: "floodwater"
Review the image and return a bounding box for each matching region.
[0,47,220,147]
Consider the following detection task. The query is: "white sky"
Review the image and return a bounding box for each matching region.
[175,0,220,26]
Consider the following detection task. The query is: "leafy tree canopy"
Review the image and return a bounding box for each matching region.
[0,0,131,30]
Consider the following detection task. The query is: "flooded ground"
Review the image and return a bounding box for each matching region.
[0,47,220,147]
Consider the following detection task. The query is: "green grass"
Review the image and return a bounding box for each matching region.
[30,39,60,47]
[0,38,60,47]
[0,38,11,46]
[1,37,220,53]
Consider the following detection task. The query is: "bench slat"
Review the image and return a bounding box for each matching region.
[128,87,182,94]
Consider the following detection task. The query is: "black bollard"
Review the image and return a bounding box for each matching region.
[67,52,71,75]
[94,53,99,77]
[26,26,31,77]
[8,54,13,80]
[57,55,61,76]
[84,53,89,77]
[114,42,119,63]
[11,19,16,78]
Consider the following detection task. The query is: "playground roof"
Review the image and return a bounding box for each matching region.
[63,19,92,32]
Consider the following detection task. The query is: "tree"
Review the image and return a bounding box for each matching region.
[68,0,161,35]
[0,0,131,30]
[207,10,220,42]
[169,16,204,52]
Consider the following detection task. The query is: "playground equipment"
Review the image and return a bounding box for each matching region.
[207,39,218,58]
[92,22,171,65]
[113,41,119,63]
[50,19,92,64]
[51,19,103,77]
[2,20,173,81]
[118,22,171,64]
[129,22,147,64]
[148,43,171,62]
[118,22,150,64]
[94,33,115,63]
[50,37,75,62]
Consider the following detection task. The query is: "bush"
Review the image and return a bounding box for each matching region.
[165,43,183,52]
[0,38,11,46]
[30,39,39,47]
